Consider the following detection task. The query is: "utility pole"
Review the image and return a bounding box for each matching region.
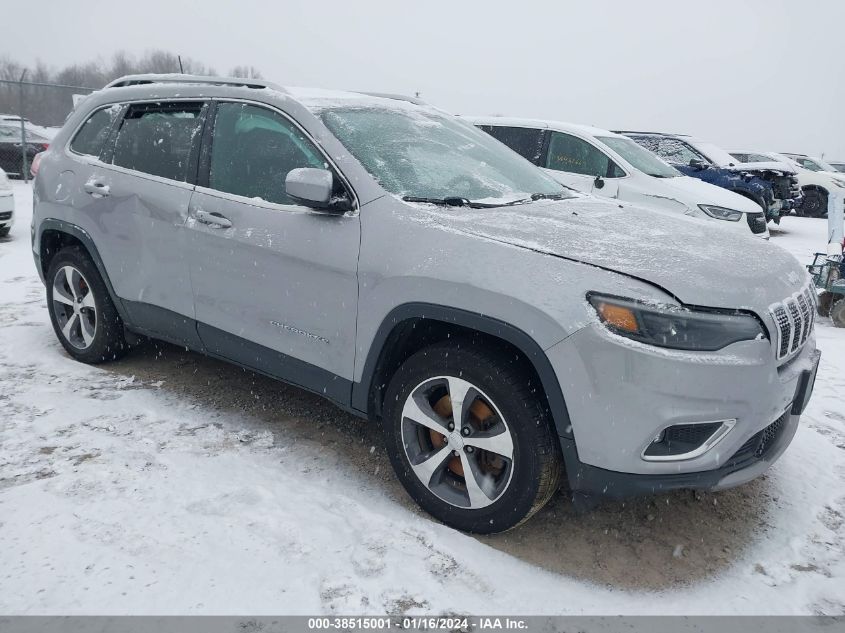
[18,69,28,184]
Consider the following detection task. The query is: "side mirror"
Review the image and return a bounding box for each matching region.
[285,168,335,209]
[689,159,708,170]
[593,175,605,189]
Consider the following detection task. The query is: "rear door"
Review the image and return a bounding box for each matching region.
[478,125,547,165]
[185,100,360,400]
[90,100,207,343]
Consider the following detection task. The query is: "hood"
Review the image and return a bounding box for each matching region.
[654,176,762,214]
[409,196,808,314]
[722,160,796,175]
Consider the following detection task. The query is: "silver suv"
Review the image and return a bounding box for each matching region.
[32,75,821,533]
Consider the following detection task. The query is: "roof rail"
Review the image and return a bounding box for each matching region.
[355,91,427,106]
[103,73,285,92]
[612,130,687,137]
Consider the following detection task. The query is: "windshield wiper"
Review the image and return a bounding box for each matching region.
[402,196,506,209]
[530,192,570,201]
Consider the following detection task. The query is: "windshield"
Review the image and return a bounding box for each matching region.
[804,157,837,172]
[597,136,680,178]
[691,141,740,167]
[830,162,845,173]
[320,107,568,203]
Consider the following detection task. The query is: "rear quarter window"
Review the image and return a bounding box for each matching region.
[70,105,122,157]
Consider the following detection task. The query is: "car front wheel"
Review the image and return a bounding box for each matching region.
[382,341,563,533]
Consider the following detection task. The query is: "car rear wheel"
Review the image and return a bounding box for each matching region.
[46,246,127,363]
[0,226,9,238]
[801,189,828,218]
[831,298,845,328]
[382,341,563,533]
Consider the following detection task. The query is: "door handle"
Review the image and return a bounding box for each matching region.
[195,209,232,228]
[83,181,110,197]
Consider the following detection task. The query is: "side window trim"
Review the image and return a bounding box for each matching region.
[98,104,128,165]
[197,98,357,211]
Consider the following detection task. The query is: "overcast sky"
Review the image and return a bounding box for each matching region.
[7,0,845,157]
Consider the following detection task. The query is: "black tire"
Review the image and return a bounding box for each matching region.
[831,298,845,328]
[46,246,127,363]
[801,189,828,218]
[382,340,563,533]
[0,226,9,238]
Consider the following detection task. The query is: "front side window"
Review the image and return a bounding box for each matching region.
[320,106,565,203]
[112,102,205,181]
[209,102,326,205]
[546,132,624,178]
[480,125,545,165]
[70,105,122,157]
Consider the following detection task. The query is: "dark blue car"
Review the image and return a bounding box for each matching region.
[617,132,801,223]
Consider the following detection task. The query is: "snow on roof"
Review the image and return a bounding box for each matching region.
[461,115,626,139]
[286,86,428,112]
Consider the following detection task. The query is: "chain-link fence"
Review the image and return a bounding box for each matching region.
[0,78,95,182]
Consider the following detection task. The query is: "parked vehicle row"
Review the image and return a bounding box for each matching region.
[0,122,50,178]
[730,151,845,218]
[28,74,821,533]
[616,132,801,224]
[469,118,769,238]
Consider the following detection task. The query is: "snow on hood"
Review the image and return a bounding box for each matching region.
[722,160,796,175]
[407,195,809,313]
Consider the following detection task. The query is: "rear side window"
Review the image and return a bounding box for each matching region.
[208,102,326,205]
[111,102,205,181]
[479,125,545,164]
[70,105,121,157]
[546,132,624,178]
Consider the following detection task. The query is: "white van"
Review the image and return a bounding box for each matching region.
[467,117,769,238]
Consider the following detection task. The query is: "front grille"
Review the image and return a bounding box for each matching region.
[746,212,767,234]
[0,211,11,221]
[769,285,815,360]
[727,410,789,466]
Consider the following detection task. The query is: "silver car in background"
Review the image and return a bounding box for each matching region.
[31,75,820,532]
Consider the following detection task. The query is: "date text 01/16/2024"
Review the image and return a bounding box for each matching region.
[306,617,528,630]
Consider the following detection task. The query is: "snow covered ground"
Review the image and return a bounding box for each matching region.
[1,181,843,615]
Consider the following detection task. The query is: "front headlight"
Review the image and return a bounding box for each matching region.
[588,294,765,351]
[830,178,845,189]
[698,205,743,221]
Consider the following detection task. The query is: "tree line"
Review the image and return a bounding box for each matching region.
[0,50,262,127]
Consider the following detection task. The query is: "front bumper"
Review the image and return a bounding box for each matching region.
[548,323,819,499]
[0,192,13,228]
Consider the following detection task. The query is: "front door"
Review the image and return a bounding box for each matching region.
[185,100,360,400]
[543,131,621,198]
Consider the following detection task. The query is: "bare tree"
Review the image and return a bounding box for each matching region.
[0,51,259,125]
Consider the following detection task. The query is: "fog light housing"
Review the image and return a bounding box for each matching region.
[643,420,735,461]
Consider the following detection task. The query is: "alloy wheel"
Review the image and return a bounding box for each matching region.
[400,376,515,509]
[51,265,97,350]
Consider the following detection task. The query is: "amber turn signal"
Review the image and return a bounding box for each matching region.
[595,301,639,333]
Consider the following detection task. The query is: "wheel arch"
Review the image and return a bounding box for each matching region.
[801,184,829,196]
[353,303,574,442]
[37,219,129,323]
[730,188,767,213]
